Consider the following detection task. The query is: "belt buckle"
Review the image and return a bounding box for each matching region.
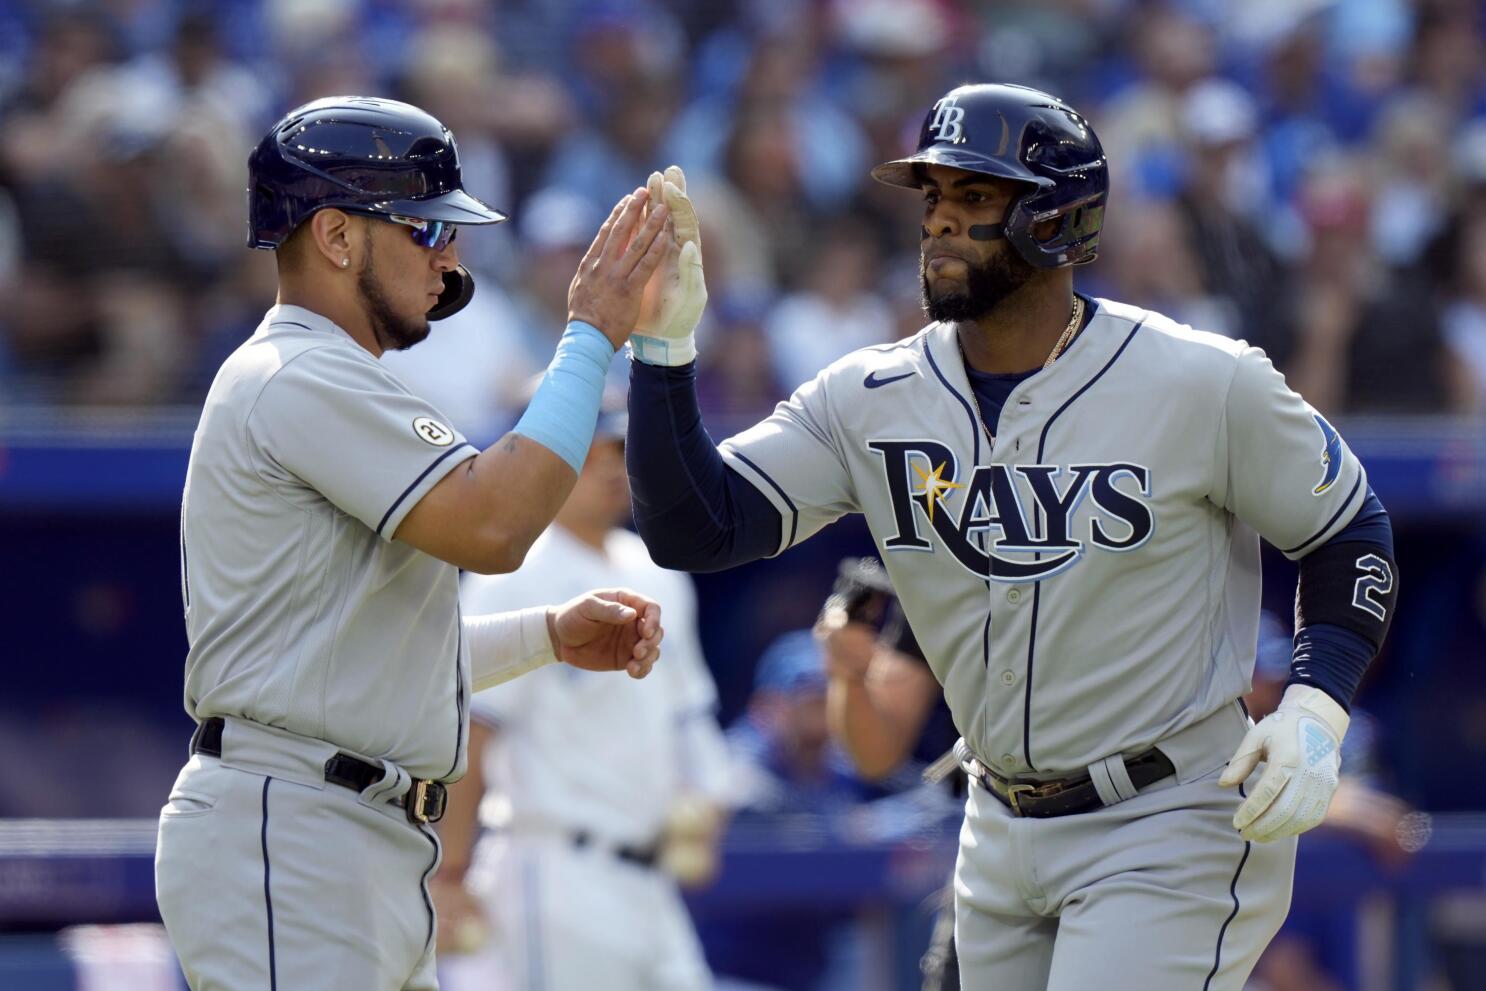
[1005,782,1036,817]
[405,779,447,825]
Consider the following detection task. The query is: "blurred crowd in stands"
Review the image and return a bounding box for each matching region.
[5,5,1486,986]
[3,0,1486,431]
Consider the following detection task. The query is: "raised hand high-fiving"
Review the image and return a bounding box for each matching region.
[568,189,673,350]
[633,165,708,365]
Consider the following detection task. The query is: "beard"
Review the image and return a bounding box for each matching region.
[920,245,1038,323]
[358,233,431,352]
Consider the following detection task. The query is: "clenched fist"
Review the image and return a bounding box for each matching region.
[546,588,664,679]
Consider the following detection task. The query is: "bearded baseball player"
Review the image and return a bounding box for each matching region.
[627,84,1397,989]
[156,97,672,991]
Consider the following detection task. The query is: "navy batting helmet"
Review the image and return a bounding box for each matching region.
[872,83,1108,269]
[247,96,507,320]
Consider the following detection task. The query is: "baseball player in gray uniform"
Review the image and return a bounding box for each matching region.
[155,97,673,991]
[624,86,1398,989]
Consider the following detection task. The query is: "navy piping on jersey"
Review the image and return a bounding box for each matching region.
[1021,315,1146,770]
[269,320,315,334]
[180,505,191,609]
[981,610,992,669]
[924,338,982,465]
[1205,784,1252,991]
[375,444,478,538]
[1033,316,1147,463]
[731,451,799,551]
[417,827,440,953]
[447,615,465,779]
[1280,473,1364,557]
[261,777,278,991]
[1022,593,1042,766]
[976,606,994,761]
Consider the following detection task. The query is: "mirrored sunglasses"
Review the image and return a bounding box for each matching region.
[385,214,458,251]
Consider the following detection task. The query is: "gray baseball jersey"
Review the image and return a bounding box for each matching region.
[179,303,480,780]
[721,297,1366,776]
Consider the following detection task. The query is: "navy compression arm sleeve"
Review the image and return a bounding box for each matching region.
[1289,487,1396,710]
[626,359,784,572]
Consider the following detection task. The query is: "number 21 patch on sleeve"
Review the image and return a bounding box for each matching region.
[413,417,455,446]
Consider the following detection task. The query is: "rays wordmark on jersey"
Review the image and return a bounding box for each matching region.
[868,439,1155,583]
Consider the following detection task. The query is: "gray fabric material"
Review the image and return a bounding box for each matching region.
[1087,758,1123,808]
[953,766,1295,990]
[719,299,1366,776]
[180,304,477,780]
[156,755,441,991]
[1099,754,1139,803]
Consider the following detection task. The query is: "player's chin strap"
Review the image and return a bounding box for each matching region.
[429,265,475,321]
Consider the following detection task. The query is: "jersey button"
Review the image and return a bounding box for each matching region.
[1000,670,1016,686]
[1001,754,1017,768]
[1006,587,1022,604]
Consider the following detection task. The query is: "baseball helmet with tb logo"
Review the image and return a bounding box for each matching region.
[872,83,1108,269]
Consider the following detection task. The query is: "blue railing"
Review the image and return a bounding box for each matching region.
[2,814,1484,989]
[2,411,1485,517]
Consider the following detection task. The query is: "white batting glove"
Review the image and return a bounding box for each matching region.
[1219,684,1350,842]
[631,165,707,366]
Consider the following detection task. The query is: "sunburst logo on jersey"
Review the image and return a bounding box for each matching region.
[912,460,962,522]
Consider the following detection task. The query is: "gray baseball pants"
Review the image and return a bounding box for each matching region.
[954,702,1298,990]
[155,718,442,990]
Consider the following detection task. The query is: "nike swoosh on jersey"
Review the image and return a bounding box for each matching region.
[864,370,916,389]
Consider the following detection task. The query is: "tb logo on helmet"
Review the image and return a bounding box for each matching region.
[929,96,967,145]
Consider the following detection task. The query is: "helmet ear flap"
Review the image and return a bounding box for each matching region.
[428,265,475,320]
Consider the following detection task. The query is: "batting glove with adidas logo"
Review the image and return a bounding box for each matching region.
[1219,684,1350,843]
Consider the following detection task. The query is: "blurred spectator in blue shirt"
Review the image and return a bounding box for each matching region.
[542,1,685,210]
[1097,5,1216,202]
[764,215,895,389]
[727,630,877,817]
[669,24,867,215]
[704,629,879,991]
[1171,77,1296,355]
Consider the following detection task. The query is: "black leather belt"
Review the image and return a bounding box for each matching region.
[191,717,447,825]
[965,748,1175,818]
[569,830,660,869]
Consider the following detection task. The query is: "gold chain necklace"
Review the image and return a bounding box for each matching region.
[1042,296,1085,370]
[958,296,1085,447]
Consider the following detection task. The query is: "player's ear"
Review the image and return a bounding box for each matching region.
[308,209,357,271]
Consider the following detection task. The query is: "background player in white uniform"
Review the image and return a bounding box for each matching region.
[433,402,731,991]
[156,97,673,991]
[623,88,1398,989]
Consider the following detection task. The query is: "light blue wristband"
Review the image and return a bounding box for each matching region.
[512,321,615,472]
